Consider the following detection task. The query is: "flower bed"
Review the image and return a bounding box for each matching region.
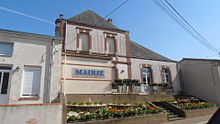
[67,102,163,123]
[67,101,107,112]
[160,96,216,110]
[67,106,162,123]
[178,102,215,110]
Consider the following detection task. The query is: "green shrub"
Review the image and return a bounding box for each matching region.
[114,79,123,85]
[67,115,78,122]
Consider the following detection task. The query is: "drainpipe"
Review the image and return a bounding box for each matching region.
[46,38,54,103]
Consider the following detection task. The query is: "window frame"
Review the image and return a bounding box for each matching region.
[0,42,14,57]
[20,66,42,98]
[76,27,92,53]
[140,64,154,84]
[161,66,172,83]
[104,32,117,55]
[0,66,12,95]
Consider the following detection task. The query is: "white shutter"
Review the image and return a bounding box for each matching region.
[107,37,115,53]
[80,33,89,51]
[21,66,41,97]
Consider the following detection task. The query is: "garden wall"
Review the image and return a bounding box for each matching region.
[68,113,168,124]
[0,103,65,124]
[185,107,218,118]
[66,94,174,104]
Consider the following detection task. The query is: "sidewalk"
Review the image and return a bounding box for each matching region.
[162,115,212,124]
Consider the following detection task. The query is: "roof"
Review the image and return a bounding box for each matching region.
[130,41,175,62]
[0,28,62,41]
[179,58,220,63]
[68,10,125,31]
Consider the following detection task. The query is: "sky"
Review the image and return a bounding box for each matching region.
[0,0,220,61]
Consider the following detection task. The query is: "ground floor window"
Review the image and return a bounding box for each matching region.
[161,68,171,83]
[21,66,41,97]
[0,66,11,94]
[141,67,153,84]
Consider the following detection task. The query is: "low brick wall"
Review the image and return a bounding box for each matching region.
[66,94,174,104]
[68,113,168,124]
[185,107,218,118]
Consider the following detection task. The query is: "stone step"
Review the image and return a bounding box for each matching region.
[168,114,179,118]
[168,117,185,121]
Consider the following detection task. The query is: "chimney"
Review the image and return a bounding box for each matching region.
[107,18,112,24]
[59,14,64,20]
[55,14,64,36]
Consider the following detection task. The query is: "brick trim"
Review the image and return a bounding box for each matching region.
[61,62,113,68]
[61,53,112,60]
[18,97,40,101]
[125,33,132,79]
[60,78,112,81]
[112,61,131,65]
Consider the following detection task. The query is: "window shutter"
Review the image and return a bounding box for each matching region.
[21,66,41,97]
[80,33,89,51]
[107,37,115,53]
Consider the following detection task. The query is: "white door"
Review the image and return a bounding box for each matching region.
[0,66,11,104]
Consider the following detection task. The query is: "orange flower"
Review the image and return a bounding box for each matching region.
[149,107,158,110]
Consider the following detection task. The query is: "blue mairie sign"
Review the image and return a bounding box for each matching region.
[72,69,105,78]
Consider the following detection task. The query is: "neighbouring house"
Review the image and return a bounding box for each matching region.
[178,58,220,106]
[55,10,180,98]
[0,28,62,105]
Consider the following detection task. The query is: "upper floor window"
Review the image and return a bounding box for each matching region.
[80,33,89,51]
[161,68,171,83]
[141,67,153,84]
[106,37,115,53]
[76,27,92,52]
[0,43,13,56]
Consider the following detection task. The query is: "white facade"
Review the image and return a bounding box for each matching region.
[0,29,62,104]
[56,10,179,95]
[61,22,130,94]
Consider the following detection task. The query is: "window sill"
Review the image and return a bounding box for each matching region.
[0,54,12,57]
[18,97,39,101]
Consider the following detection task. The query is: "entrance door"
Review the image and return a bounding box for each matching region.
[0,66,11,104]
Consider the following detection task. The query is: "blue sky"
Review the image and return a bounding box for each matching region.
[0,0,220,61]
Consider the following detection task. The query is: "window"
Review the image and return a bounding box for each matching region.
[161,68,171,83]
[21,66,41,97]
[141,67,153,84]
[0,66,11,94]
[0,43,13,56]
[106,37,115,53]
[80,33,89,51]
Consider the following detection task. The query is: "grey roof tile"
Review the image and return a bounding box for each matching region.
[68,10,122,31]
[130,41,175,62]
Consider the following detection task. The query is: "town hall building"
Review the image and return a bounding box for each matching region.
[55,10,180,96]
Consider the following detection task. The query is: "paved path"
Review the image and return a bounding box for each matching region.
[162,115,212,124]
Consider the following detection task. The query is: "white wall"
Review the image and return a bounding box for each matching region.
[0,32,62,104]
[0,103,64,124]
[131,58,180,93]
[62,56,113,94]
[179,60,220,105]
